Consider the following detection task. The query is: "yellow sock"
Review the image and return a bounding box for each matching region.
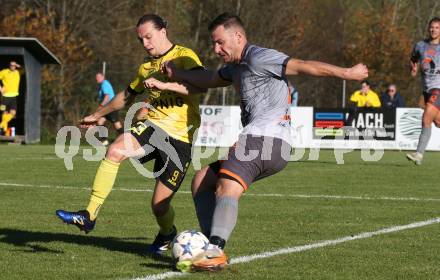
[156,206,175,235]
[86,159,120,220]
[1,113,13,131]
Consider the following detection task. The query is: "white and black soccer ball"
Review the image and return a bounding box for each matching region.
[171,230,209,261]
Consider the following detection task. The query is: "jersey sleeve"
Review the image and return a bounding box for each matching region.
[179,48,204,70]
[218,64,234,81]
[369,92,382,107]
[0,69,5,81]
[350,91,360,102]
[101,81,113,95]
[128,65,145,95]
[410,42,422,63]
[251,48,290,78]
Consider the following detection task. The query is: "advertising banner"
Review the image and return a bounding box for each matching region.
[195,106,440,151]
[395,108,440,151]
[312,108,396,141]
[195,106,241,147]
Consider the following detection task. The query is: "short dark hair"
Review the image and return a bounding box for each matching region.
[208,12,245,33]
[429,17,440,27]
[136,14,167,29]
[361,80,370,86]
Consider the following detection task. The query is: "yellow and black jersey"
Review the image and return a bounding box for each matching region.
[0,68,21,97]
[128,44,203,143]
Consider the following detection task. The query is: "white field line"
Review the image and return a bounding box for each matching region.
[131,217,440,280]
[0,157,60,160]
[1,182,440,203]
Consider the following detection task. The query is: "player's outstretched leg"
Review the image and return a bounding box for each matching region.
[55,210,96,234]
[147,180,177,255]
[56,132,140,233]
[191,178,243,271]
[192,164,218,237]
[406,104,437,165]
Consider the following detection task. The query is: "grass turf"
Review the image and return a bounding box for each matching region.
[0,144,439,279]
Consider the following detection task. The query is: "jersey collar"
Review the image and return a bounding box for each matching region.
[151,44,176,59]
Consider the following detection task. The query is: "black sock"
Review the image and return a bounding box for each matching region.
[209,235,226,249]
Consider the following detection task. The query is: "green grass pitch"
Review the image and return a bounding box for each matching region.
[0,144,439,279]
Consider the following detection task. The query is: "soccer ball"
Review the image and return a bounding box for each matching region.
[171,230,209,261]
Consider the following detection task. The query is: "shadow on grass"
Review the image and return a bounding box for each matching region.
[0,228,174,266]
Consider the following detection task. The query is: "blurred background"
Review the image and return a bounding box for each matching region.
[0,0,438,140]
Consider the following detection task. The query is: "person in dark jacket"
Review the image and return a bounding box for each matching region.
[381,84,405,108]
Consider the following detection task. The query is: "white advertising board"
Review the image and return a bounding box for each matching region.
[195,106,440,151]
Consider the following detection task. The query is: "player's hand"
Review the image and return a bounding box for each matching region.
[143,78,168,91]
[346,63,368,81]
[410,62,418,77]
[79,114,99,128]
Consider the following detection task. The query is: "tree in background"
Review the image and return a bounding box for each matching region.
[342,2,413,105]
[0,6,93,131]
[1,0,440,139]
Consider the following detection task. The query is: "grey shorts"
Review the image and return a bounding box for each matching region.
[209,134,292,191]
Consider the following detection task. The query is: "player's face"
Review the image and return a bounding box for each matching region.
[96,74,104,84]
[211,26,241,63]
[429,21,440,41]
[137,22,166,57]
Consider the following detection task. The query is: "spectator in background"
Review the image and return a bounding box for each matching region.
[95,72,123,145]
[349,80,381,108]
[381,84,405,108]
[0,61,24,135]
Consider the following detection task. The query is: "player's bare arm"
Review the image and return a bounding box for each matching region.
[410,61,418,77]
[99,94,110,107]
[143,77,207,96]
[285,59,368,81]
[161,60,231,89]
[79,89,135,128]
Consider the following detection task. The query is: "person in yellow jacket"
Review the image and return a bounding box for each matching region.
[0,61,24,134]
[349,80,381,108]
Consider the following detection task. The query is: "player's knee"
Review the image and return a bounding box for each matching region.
[422,117,433,127]
[435,119,440,128]
[105,143,126,163]
[192,166,216,196]
[216,179,244,199]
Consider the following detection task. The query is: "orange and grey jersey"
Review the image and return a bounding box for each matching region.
[218,44,292,145]
[411,40,440,92]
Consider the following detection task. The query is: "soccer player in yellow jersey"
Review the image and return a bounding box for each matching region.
[56,14,205,254]
[0,61,23,134]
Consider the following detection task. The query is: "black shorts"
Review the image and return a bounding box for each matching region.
[104,111,119,123]
[0,96,17,111]
[423,89,440,110]
[209,134,292,191]
[130,121,192,192]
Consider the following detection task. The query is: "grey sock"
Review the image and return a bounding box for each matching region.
[210,196,239,242]
[416,127,432,154]
[193,191,216,237]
